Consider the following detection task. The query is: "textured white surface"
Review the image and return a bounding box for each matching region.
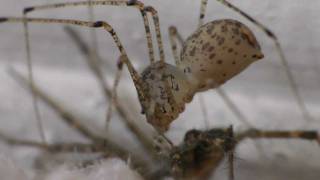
[0,0,320,179]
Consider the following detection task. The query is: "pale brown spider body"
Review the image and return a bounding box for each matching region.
[141,19,264,132]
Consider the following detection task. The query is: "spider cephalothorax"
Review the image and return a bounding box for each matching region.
[141,61,197,132]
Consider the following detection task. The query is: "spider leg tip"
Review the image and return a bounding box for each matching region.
[93,21,103,27]
[0,17,8,23]
[23,7,34,14]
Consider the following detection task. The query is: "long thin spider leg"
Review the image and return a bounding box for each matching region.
[197,0,268,169]
[9,69,149,162]
[199,0,208,27]
[168,26,210,128]
[8,68,104,142]
[236,129,320,144]
[169,23,252,128]
[196,1,214,129]
[21,1,168,134]
[22,14,47,144]
[168,26,183,63]
[198,93,210,127]
[63,26,111,99]
[198,0,253,127]
[106,59,122,129]
[0,131,47,150]
[0,131,105,153]
[214,0,313,122]
[0,17,148,117]
[143,5,165,62]
[63,27,154,154]
[0,129,152,178]
[226,126,235,180]
[215,88,253,127]
[23,1,168,118]
[7,69,152,175]
[87,0,99,54]
[22,0,166,63]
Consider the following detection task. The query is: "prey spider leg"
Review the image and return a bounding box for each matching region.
[236,129,320,144]
[166,127,320,180]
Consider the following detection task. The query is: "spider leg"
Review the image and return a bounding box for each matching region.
[168,26,211,127]
[63,27,154,154]
[236,129,320,144]
[0,131,104,153]
[0,128,152,177]
[0,16,148,117]
[0,16,156,157]
[8,68,104,142]
[170,21,253,129]
[226,126,235,180]
[215,88,254,127]
[0,17,150,156]
[6,69,151,177]
[21,1,168,133]
[22,0,166,63]
[198,0,269,168]
[21,0,165,133]
[87,0,99,56]
[22,16,46,145]
[105,59,122,130]
[215,0,313,122]
[9,68,148,167]
[198,0,253,127]
[199,0,209,27]
[168,26,184,64]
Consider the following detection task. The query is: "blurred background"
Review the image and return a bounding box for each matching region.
[0,0,319,179]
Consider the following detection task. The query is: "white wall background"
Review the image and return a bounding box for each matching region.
[0,0,319,179]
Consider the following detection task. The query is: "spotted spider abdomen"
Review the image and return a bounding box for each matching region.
[179,19,264,91]
[141,62,196,132]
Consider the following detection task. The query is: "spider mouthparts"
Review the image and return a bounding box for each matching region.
[257,53,264,59]
[254,52,264,59]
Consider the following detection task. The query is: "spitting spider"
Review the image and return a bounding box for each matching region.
[0,0,319,180]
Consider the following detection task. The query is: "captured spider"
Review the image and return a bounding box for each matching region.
[0,0,319,180]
